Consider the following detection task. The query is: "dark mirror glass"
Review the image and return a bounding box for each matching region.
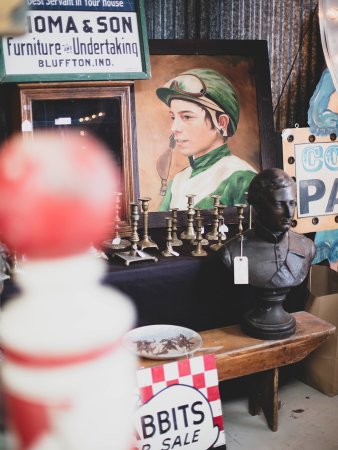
[31,98,122,168]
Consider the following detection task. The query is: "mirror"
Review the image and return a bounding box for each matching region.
[17,81,139,236]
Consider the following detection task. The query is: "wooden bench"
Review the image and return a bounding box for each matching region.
[139,311,336,431]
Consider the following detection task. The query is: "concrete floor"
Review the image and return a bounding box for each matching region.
[1,373,337,449]
[222,377,338,450]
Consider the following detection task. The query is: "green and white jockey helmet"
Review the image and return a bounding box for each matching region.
[156,68,239,136]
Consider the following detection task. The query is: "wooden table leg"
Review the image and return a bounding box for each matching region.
[248,367,279,431]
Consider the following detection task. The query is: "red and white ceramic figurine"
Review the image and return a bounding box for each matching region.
[0,130,136,450]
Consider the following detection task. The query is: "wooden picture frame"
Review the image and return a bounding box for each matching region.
[134,39,276,228]
[16,81,138,235]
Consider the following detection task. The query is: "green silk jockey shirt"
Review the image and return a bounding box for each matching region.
[159,144,257,211]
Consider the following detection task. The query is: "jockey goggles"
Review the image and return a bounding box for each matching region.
[162,73,226,114]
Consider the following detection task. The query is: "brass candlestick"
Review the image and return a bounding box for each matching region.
[129,202,140,250]
[103,192,130,250]
[191,208,208,246]
[245,192,253,229]
[170,208,183,247]
[138,197,159,250]
[210,205,226,251]
[180,194,196,240]
[191,216,208,257]
[162,217,179,257]
[206,194,221,241]
[115,202,158,266]
[235,203,247,235]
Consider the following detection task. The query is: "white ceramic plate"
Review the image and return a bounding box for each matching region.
[123,325,203,359]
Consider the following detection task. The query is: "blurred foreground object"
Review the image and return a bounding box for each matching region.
[0,131,117,258]
[0,0,26,36]
[0,130,136,450]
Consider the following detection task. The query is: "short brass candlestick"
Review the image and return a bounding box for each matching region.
[191,208,208,246]
[235,203,247,235]
[162,217,179,257]
[115,202,158,266]
[206,194,221,241]
[191,216,208,257]
[170,208,183,247]
[210,205,226,251]
[138,197,159,250]
[103,192,130,250]
[180,194,196,240]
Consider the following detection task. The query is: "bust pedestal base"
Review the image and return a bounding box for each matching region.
[241,287,296,340]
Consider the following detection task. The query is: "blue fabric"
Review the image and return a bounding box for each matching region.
[313,229,338,264]
[308,68,338,135]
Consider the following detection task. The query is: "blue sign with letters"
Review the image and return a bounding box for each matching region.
[283,127,338,233]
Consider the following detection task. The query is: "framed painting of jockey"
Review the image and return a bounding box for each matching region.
[134,39,276,228]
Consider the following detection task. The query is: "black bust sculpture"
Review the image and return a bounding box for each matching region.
[220,168,316,339]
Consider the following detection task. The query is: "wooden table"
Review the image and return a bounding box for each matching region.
[139,311,336,432]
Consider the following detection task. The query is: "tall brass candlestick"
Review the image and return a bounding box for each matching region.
[138,197,159,250]
[191,208,208,246]
[162,217,179,257]
[180,194,196,240]
[191,216,207,257]
[129,202,141,255]
[235,203,247,235]
[104,192,130,250]
[206,194,221,241]
[245,192,252,229]
[170,208,183,247]
[210,205,226,251]
[115,192,122,222]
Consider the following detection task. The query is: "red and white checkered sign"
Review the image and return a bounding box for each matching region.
[135,354,225,449]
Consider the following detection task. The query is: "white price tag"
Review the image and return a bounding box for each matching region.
[136,249,147,258]
[234,256,249,284]
[112,237,121,245]
[170,249,180,256]
[201,226,205,234]
[219,224,228,235]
